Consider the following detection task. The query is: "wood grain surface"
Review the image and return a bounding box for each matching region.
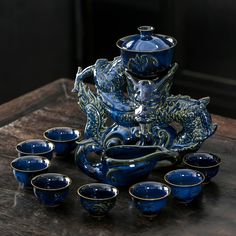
[0,78,235,236]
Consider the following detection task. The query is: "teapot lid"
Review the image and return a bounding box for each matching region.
[116,26,176,52]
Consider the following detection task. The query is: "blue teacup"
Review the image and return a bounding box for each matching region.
[183,152,221,183]
[77,183,119,218]
[129,181,171,218]
[11,156,51,188]
[31,173,72,207]
[16,139,55,160]
[44,127,80,156]
[116,26,177,78]
[164,169,205,203]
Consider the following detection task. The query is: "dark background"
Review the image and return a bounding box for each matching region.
[1,0,236,118]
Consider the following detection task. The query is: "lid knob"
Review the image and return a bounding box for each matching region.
[138,26,154,39]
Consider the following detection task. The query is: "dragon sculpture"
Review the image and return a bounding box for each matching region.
[73,56,217,154]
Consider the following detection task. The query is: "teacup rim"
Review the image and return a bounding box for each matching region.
[11,155,51,173]
[164,168,205,187]
[183,152,221,169]
[16,139,55,155]
[31,173,72,191]
[77,183,119,201]
[44,127,81,143]
[129,181,171,201]
[116,33,177,53]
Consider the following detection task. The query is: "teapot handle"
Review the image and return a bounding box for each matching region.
[75,139,103,181]
[72,65,95,93]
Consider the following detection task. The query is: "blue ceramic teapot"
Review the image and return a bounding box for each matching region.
[116,26,177,77]
[73,26,217,186]
[75,140,178,187]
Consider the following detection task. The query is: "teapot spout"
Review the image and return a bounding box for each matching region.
[138,147,179,166]
[105,145,179,169]
[155,148,179,163]
[103,145,179,186]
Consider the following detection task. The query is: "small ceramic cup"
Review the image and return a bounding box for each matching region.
[31,173,72,207]
[11,156,51,188]
[183,152,221,184]
[129,181,171,218]
[164,169,205,203]
[77,183,119,218]
[16,139,55,160]
[44,127,80,156]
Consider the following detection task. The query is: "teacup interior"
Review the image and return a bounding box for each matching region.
[166,169,204,186]
[18,140,53,154]
[131,182,170,199]
[45,127,80,142]
[79,184,118,199]
[12,156,49,171]
[32,174,71,190]
[185,153,220,167]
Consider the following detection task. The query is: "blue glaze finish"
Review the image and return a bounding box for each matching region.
[183,152,221,183]
[129,181,171,217]
[31,173,71,207]
[75,142,178,187]
[16,139,54,160]
[120,49,174,78]
[11,156,50,188]
[122,26,171,51]
[72,26,217,186]
[77,183,118,217]
[44,127,80,156]
[164,169,205,203]
[116,26,177,77]
[73,57,216,153]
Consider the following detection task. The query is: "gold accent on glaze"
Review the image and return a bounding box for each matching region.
[164,169,205,188]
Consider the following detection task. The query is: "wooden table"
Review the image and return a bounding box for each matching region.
[0,79,236,236]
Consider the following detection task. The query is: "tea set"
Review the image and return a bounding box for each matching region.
[11,26,221,218]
